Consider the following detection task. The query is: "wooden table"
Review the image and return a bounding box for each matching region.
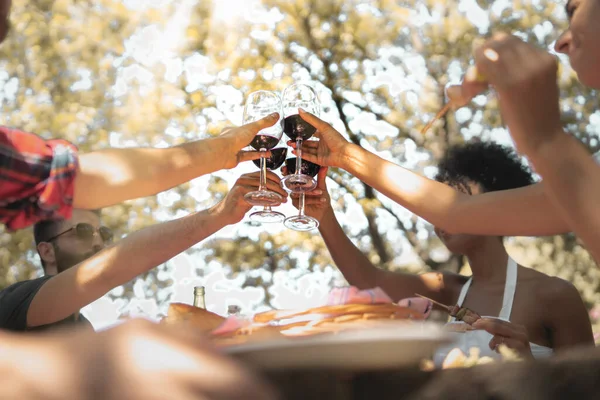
[262,346,600,399]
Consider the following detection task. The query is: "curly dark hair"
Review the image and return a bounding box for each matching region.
[435,140,534,194]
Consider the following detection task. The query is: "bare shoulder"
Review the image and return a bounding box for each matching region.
[518,266,582,305]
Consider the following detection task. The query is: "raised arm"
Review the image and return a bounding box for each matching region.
[465,34,600,263]
[1,114,279,230]
[293,109,570,237]
[527,136,600,263]
[74,114,279,209]
[26,171,287,328]
[289,167,458,304]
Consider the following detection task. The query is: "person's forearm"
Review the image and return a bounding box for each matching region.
[318,210,379,289]
[319,210,446,302]
[339,144,569,236]
[28,204,232,327]
[74,137,230,209]
[527,132,600,263]
[93,206,229,290]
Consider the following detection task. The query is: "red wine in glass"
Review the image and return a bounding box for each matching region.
[250,147,288,224]
[284,158,320,177]
[280,83,320,193]
[283,157,321,231]
[253,147,288,170]
[283,114,317,141]
[243,90,284,207]
[250,134,280,151]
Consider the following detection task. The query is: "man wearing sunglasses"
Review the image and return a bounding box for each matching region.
[0,171,287,333]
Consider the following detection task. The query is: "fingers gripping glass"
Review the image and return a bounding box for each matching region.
[284,158,320,231]
[250,147,288,223]
[46,223,114,243]
[243,91,285,207]
[280,84,321,193]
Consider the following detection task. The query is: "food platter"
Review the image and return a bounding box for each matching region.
[223,321,450,370]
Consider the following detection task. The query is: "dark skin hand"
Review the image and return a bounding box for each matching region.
[284,168,594,358]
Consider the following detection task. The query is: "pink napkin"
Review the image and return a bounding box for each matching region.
[211,315,253,336]
[328,286,432,318]
[327,286,392,305]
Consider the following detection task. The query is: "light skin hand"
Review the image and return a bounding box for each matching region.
[74,113,279,210]
[213,171,289,225]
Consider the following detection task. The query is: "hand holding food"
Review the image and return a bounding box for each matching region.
[415,294,481,325]
[472,33,562,156]
[472,317,534,358]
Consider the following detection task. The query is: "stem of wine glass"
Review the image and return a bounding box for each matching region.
[259,149,267,191]
[295,137,303,175]
[263,205,272,212]
[298,192,306,217]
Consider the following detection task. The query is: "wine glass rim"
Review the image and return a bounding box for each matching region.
[283,83,317,94]
[246,90,282,99]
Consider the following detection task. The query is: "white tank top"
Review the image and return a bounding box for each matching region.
[433,257,553,366]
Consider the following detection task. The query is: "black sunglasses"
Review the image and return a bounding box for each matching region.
[46,223,114,244]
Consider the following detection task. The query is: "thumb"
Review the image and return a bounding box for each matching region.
[247,112,280,133]
[298,108,329,131]
[237,113,280,147]
[237,150,271,164]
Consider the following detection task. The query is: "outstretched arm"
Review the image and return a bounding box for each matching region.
[288,167,459,304]
[293,109,570,237]
[26,171,287,328]
[74,114,279,209]
[1,114,279,230]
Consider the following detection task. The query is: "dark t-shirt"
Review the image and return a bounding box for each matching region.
[0,275,94,332]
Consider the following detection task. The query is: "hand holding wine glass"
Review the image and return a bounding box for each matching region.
[288,109,352,169]
[216,113,280,169]
[242,91,285,207]
[250,146,289,223]
[280,84,321,193]
[282,158,323,231]
[288,166,331,223]
[214,170,288,225]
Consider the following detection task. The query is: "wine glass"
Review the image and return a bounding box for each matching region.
[280,83,320,193]
[243,90,284,206]
[250,147,288,223]
[283,157,320,231]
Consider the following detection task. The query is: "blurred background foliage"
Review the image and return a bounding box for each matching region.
[1,0,598,337]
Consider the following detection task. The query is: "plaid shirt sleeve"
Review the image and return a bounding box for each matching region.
[0,126,79,230]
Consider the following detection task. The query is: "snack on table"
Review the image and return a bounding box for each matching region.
[163,287,431,346]
[415,294,481,325]
[162,303,226,333]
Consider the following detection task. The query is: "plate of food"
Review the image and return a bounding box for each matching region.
[163,299,450,370]
[224,319,449,370]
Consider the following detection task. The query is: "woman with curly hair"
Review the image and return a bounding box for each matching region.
[294,140,594,362]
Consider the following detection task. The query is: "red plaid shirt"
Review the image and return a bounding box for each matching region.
[0,127,78,231]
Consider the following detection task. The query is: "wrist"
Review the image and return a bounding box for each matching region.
[317,208,337,232]
[206,201,236,226]
[339,143,362,170]
[205,137,230,169]
[525,128,569,165]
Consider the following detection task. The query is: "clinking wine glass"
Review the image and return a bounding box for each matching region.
[243,90,284,206]
[250,147,288,223]
[283,158,320,231]
[280,83,320,193]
